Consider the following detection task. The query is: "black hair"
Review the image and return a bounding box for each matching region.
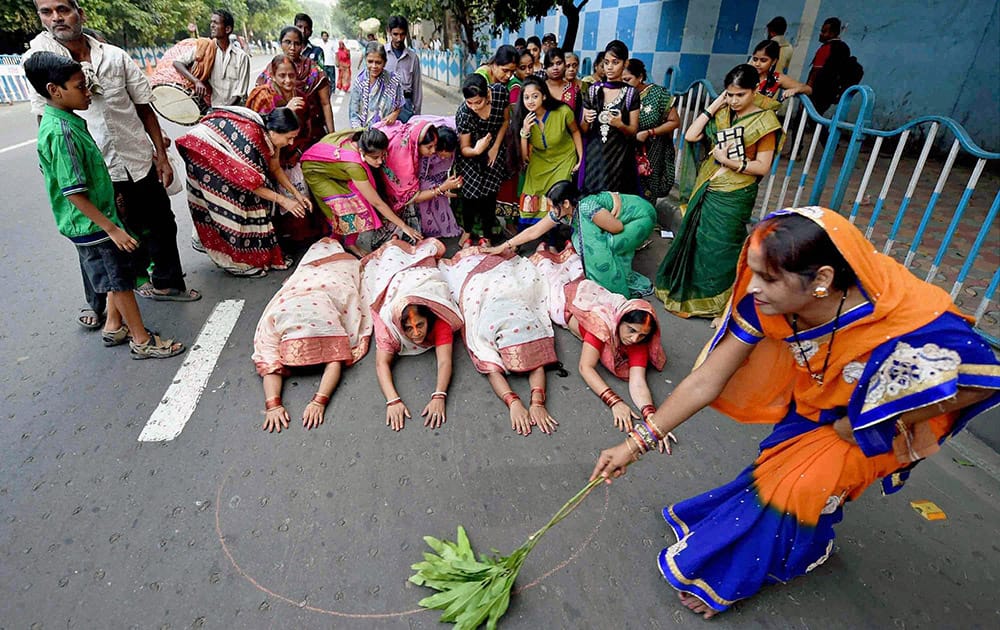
[519,50,535,67]
[752,40,780,93]
[356,128,389,154]
[619,310,658,341]
[514,76,563,136]
[592,51,606,70]
[264,107,300,133]
[279,26,303,44]
[751,214,857,291]
[387,15,409,32]
[435,127,458,152]
[461,73,489,99]
[723,63,759,90]
[23,51,82,98]
[269,53,295,71]
[419,124,439,146]
[823,17,842,35]
[212,8,234,30]
[766,16,787,35]
[514,37,527,49]
[545,180,582,208]
[604,39,629,61]
[364,41,387,62]
[294,13,313,29]
[321,31,329,37]
[488,44,519,67]
[401,303,437,329]
[543,47,565,68]
[526,36,542,48]
[624,58,647,82]
[542,33,557,44]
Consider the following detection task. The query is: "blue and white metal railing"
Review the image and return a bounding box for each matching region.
[416,49,490,89]
[664,74,999,341]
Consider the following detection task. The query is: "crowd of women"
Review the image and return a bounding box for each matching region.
[171,32,998,619]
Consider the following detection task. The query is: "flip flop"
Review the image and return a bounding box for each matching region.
[77,308,105,330]
[149,288,202,302]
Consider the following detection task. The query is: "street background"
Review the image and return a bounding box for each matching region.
[1,53,999,629]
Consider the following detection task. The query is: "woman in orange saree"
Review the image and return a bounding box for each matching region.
[591,207,1000,617]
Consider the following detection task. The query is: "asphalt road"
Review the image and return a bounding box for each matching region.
[1,54,999,629]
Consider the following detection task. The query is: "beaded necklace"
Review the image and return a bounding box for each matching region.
[790,289,848,386]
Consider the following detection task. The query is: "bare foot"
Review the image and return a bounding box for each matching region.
[678,592,718,619]
[709,316,723,329]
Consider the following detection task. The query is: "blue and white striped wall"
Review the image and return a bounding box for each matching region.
[491,0,1000,151]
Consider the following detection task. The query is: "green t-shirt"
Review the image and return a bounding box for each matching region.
[37,105,121,244]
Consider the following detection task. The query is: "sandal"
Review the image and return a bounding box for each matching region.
[130,334,185,360]
[77,308,105,330]
[225,266,267,278]
[150,288,202,302]
[102,324,130,347]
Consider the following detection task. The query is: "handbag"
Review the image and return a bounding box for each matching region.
[636,144,653,177]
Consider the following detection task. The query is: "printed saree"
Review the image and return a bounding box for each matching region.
[175,107,286,274]
[361,238,463,356]
[252,238,372,375]
[655,106,782,317]
[301,130,382,238]
[637,83,676,199]
[439,248,556,374]
[658,207,1000,613]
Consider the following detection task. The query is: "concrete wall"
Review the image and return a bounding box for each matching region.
[493,0,999,151]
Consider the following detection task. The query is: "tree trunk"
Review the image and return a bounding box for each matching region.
[558,0,588,52]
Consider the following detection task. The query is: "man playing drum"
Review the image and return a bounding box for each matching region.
[172,9,250,107]
[26,0,201,328]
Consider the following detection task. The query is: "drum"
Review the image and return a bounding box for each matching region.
[150,39,210,125]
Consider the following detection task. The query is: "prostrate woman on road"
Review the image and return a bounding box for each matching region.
[531,248,672,437]
[592,207,1000,618]
[440,248,560,436]
[361,238,463,432]
[253,238,373,433]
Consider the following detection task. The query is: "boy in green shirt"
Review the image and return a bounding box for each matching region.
[24,52,184,359]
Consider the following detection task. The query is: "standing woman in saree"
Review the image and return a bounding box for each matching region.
[335,40,352,92]
[531,249,672,436]
[592,207,1000,618]
[542,48,580,112]
[488,181,656,298]
[579,40,640,195]
[175,107,312,277]
[656,64,781,319]
[246,53,329,245]
[349,42,404,129]
[301,128,423,257]
[514,76,583,230]
[253,238,373,433]
[622,58,681,200]
[256,27,334,142]
[361,239,463,432]
[440,249,559,436]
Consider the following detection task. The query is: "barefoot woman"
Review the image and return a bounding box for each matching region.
[592,207,999,618]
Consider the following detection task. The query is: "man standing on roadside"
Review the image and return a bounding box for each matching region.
[319,30,337,87]
[172,9,250,107]
[766,16,793,74]
[295,13,324,67]
[807,17,852,115]
[384,15,422,122]
[27,0,200,328]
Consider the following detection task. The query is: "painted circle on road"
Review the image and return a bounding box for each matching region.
[214,466,610,619]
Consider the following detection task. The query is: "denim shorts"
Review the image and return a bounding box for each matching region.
[75,238,135,293]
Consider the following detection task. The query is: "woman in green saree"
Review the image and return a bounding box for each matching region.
[623,58,680,200]
[655,64,781,319]
[486,180,656,298]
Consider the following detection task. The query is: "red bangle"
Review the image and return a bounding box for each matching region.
[311,393,330,406]
[530,386,546,404]
[265,396,283,410]
[501,391,521,408]
[641,404,656,419]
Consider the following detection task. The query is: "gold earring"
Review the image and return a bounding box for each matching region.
[813,286,829,299]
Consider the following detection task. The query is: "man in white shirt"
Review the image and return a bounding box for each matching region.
[173,9,250,106]
[319,31,337,88]
[27,0,200,321]
[766,16,794,75]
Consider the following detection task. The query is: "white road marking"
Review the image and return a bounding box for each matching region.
[0,139,36,155]
[138,299,245,442]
